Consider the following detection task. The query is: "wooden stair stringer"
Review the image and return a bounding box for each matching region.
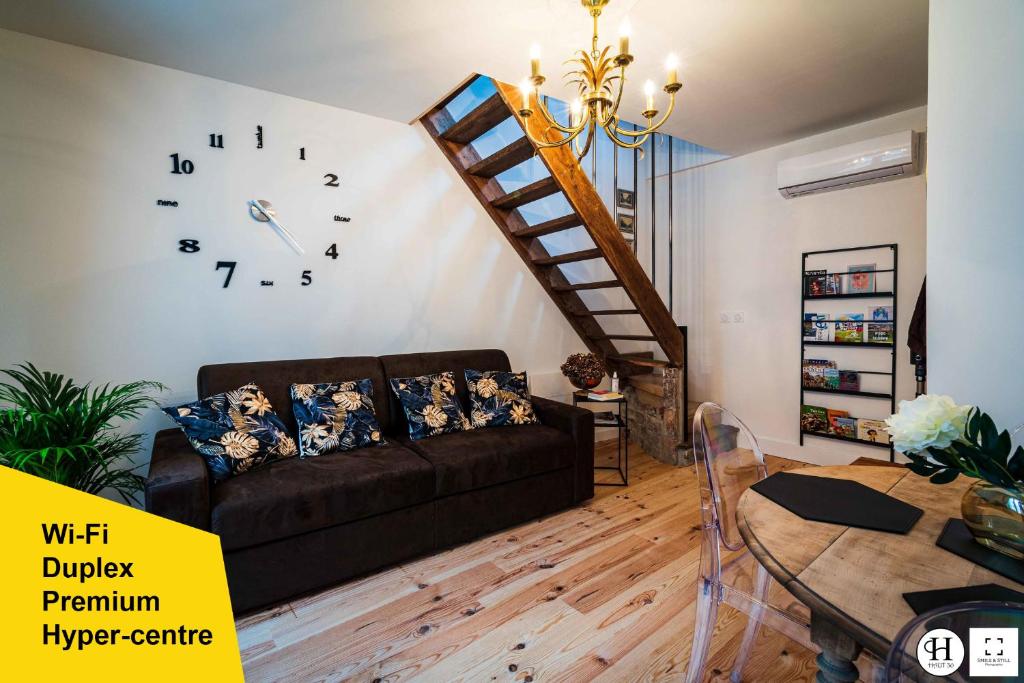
[421,106,617,361]
[491,80,685,368]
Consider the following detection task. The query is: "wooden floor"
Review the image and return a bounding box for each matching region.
[235,445,819,682]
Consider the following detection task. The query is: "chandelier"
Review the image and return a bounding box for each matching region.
[518,0,681,160]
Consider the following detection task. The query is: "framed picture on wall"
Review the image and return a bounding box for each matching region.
[615,188,636,211]
[616,213,635,236]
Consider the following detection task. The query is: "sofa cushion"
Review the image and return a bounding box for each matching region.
[390,371,472,441]
[380,349,511,436]
[163,382,298,483]
[290,379,386,456]
[403,424,574,497]
[465,369,539,428]
[198,356,389,434]
[211,441,434,551]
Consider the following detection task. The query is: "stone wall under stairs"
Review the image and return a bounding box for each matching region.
[623,369,698,466]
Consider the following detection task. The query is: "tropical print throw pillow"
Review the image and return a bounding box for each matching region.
[290,379,386,457]
[389,371,472,441]
[465,369,539,429]
[163,382,297,483]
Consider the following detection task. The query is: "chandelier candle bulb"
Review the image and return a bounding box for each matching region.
[643,79,656,114]
[529,44,541,78]
[665,54,679,86]
[618,20,630,56]
[518,79,533,115]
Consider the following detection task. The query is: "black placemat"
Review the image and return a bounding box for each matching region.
[936,518,1024,584]
[903,582,1024,615]
[750,471,923,533]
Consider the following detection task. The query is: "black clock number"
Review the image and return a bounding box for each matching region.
[301,270,312,286]
[216,261,237,288]
[209,133,224,148]
[299,147,306,161]
[325,243,339,260]
[170,153,194,175]
[323,173,339,187]
[178,239,200,253]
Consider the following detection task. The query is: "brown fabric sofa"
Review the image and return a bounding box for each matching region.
[145,349,594,613]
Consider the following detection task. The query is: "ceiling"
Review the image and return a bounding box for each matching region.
[0,0,929,155]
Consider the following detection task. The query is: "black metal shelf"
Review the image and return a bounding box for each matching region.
[802,387,893,399]
[803,340,894,348]
[803,291,895,301]
[801,430,893,450]
[800,243,897,462]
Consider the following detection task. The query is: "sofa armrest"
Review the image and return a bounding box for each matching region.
[145,428,211,530]
[532,395,595,502]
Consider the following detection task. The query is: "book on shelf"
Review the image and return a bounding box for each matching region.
[870,305,893,321]
[838,370,861,392]
[803,313,833,341]
[823,367,840,390]
[805,269,827,297]
[827,408,850,434]
[832,417,858,439]
[856,418,891,445]
[866,322,894,344]
[825,273,843,295]
[846,263,876,293]
[834,313,865,343]
[593,411,617,423]
[587,390,623,401]
[802,359,837,388]
[800,405,828,433]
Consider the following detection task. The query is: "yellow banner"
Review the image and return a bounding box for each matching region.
[0,466,242,681]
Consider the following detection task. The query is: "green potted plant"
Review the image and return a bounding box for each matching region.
[886,394,1023,559]
[0,363,165,505]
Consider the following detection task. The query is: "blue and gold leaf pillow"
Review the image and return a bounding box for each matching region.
[163,382,297,483]
[465,369,539,429]
[290,379,386,457]
[389,371,472,441]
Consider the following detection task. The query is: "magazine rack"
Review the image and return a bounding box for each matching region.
[800,243,897,461]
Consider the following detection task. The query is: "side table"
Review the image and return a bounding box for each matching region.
[572,390,628,486]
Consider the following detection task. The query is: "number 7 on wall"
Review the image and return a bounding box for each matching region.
[215,261,237,288]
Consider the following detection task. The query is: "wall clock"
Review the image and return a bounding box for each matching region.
[158,123,351,289]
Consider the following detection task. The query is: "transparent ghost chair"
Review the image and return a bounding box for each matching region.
[684,402,814,683]
[885,601,1024,682]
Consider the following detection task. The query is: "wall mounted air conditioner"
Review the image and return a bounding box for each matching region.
[777,130,920,198]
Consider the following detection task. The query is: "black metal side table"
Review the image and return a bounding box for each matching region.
[572,390,628,486]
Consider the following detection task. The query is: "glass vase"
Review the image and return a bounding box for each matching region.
[961,480,1024,560]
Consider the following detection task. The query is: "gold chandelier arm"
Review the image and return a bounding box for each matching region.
[524,107,591,149]
[611,91,677,138]
[574,121,596,160]
[601,121,650,149]
[534,95,581,134]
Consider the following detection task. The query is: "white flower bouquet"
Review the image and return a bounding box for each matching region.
[886,394,1022,490]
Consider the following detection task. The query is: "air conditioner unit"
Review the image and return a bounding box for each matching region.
[777,130,920,198]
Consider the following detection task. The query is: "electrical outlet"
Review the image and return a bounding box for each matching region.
[720,312,730,323]
[733,312,745,323]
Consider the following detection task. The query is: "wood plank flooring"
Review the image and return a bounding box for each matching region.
[235,445,820,682]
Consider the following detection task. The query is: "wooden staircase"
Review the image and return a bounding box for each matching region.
[420,77,684,374]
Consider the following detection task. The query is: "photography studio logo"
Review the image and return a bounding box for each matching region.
[917,628,964,675]
[970,628,1018,677]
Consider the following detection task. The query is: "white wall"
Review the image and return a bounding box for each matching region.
[671,107,928,464]
[927,1,1024,429]
[0,30,590,475]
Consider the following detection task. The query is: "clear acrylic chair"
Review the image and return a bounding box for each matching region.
[684,402,814,683]
[885,600,1024,682]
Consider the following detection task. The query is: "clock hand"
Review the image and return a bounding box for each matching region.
[249,199,305,256]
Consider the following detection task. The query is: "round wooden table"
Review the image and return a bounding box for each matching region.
[736,465,1024,682]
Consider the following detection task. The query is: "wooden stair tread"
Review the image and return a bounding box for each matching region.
[491,177,560,210]
[607,354,671,368]
[439,92,511,143]
[514,214,583,238]
[594,334,657,341]
[553,280,622,292]
[573,309,639,316]
[466,137,534,177]
[534,248,603,266]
